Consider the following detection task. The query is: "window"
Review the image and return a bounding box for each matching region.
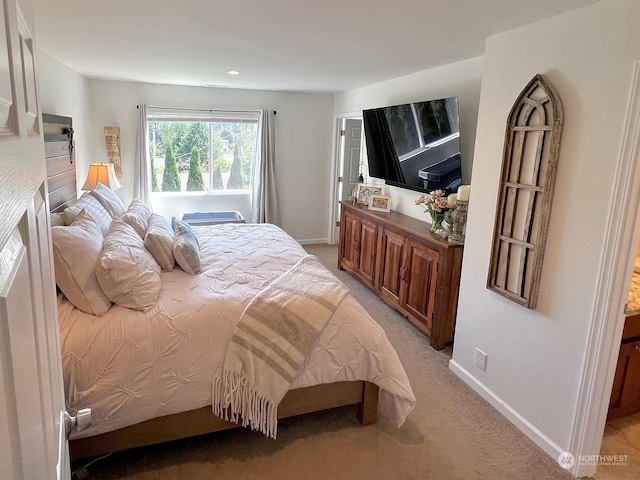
[147,109,259,193]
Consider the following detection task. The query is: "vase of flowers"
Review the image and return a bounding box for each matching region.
[415,190,449,234]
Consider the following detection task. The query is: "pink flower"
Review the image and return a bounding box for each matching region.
[414,194,428,205]
[416,190,452,216]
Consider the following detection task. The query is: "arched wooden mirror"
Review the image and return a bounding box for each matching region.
[487,74,564,309]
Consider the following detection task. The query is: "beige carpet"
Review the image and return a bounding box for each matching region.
[75,244,576,480]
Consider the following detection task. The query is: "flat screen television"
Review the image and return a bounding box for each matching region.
[363,97,462,194]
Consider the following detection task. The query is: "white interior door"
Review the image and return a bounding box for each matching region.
[0,1,69,479]
[330,118,363,243]
[339,118,363,203]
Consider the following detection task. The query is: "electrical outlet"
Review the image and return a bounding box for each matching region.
[474,348,487,372]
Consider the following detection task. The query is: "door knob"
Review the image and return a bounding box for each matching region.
[64,408,92,437]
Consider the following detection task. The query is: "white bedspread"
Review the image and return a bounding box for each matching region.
[59,223,415,439]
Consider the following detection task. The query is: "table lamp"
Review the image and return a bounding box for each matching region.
[81,163,122,191]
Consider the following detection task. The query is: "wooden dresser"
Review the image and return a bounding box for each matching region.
[338,201,463,350]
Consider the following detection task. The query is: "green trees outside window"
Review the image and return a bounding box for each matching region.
[148,119,257,193]
[161,141,181,192]
[212,161,224,190]
[186,147,205,191]
[226,146,244,189]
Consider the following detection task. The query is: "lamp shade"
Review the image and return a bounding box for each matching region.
[82,163,122,191]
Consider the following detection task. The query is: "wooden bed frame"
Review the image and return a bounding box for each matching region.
[70,381,379,459]
[44,114,381,460]
[43,113,76,212]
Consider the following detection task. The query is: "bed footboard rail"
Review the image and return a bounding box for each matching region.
[70,380,379,460]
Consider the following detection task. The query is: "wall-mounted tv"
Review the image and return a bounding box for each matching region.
[363,97,462,194]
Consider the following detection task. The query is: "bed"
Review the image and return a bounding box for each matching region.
[45,116,415,460]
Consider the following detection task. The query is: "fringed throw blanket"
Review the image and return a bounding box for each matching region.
[212,254,348,438]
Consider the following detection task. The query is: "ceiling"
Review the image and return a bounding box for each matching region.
[32,0,600,94]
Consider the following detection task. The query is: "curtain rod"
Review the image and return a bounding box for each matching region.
[136,105,276,115]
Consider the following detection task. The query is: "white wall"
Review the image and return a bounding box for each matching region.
[334,56,484,220]
[37,51,92,187]
[85,80,334,243]
[450,0,639,460]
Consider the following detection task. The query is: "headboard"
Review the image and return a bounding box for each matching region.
[44,113,76,213]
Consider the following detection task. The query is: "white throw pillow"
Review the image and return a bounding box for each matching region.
[173,221,201,274]
[96,219,161,310]
[144,214,175,271]
[50,212,66,227]
[91,182,127,218]
[51,209,112,316]
[63,192,112,235]
[172,217,200,247]
[121,198,152,238]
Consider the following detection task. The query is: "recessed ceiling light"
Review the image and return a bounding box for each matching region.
[226,70,242,75]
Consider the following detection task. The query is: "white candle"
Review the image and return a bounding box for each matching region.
[457,185,470,202]
[447,193,457,208]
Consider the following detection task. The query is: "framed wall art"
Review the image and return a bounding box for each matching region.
[104,126,122,178]
[486,74,564,309]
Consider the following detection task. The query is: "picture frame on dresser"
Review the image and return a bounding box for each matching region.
[368,195,391,212]
[356,185,382,206]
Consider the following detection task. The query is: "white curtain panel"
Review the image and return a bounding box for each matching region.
[134,104,151,206]
[251,109,279,224]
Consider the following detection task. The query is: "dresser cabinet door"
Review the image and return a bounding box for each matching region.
[355,219,377,288]
[401,241,439,333]
[339,210,360,273]
[377,229,405,305]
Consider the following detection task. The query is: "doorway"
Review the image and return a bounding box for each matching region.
[598,308,640,478]
[328,113,364,244]
[571,62,640,478]
[596,124,640,477]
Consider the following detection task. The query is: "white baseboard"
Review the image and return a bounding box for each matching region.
[296,238,329,245]
[448,359,569,467]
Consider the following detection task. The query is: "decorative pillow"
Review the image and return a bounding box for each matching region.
[50,212,66,227]
[96,219,161,310]
[172,217,200,247]
[63,192,112,235]
[173,221,201,274]
[91,182,127,218]
[144,214,175,271]
[51,209,112,316]
[121,198,152,238]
